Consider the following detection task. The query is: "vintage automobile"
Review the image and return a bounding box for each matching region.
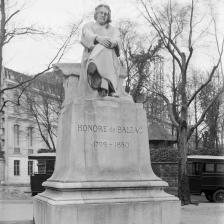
[187,155,224,202]
[28,153,56,196]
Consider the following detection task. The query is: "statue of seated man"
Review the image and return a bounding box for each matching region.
[79,4,124,98]
[54,4,132,104]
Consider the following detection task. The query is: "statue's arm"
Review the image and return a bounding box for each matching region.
[111,27,121,57]
[80,22,97,50]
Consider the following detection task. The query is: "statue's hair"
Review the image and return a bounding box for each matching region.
[94,4,112,24]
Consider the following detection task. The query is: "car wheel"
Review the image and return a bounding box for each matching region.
[205,193,214,202]
[213,189,224,203]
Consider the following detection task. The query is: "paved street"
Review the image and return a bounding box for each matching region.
[181,203,224,224]
[0,195,223,224]
[0,200,33,224]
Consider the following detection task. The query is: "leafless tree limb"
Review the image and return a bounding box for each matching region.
[188,39,224,106]
[1,19,79,95]
[212,13,224,81]
[187,87,224,140]
[4,9,20,25]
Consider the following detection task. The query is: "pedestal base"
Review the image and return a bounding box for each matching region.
[33,99,181,223]
[33,186,180,224]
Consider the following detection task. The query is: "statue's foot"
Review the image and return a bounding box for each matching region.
[87,62,97,74]
[99,89,108,97]
[109,92,119,98]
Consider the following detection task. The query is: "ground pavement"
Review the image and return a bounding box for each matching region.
[0,195,223,224]
[181,202,224,224]
[0,200,33,224]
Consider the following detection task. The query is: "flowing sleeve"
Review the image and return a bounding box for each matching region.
[80,22,97,50]
[111,27,121,57]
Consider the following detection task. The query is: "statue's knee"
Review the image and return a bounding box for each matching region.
[87,62,97,74]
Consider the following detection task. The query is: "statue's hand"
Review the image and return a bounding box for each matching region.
[108,39,117,48]
[96,36,112,48]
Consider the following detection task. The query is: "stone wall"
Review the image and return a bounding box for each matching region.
[151,162,178,195]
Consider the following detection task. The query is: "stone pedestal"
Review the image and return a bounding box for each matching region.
[33,99,180,224]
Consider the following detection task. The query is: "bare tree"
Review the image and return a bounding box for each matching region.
[118,19,168,128]
[0,0,82,111]
[0,0,82,154]
[199,79,221,150]
[118,20,138,92]
[118,19,163,102]
[20,72,64,152]
[0,0,47,88]
[220,115,224,149]
[138,0,224,205]
[191,71,200,151]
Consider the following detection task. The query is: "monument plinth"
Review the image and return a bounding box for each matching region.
[33,63,180,224]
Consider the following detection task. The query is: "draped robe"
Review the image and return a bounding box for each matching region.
[78,21,121,98]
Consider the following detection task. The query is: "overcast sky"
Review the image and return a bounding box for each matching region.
[3,0,224,75]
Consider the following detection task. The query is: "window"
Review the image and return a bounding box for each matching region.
[28,160,33,175]
[13,92,21,114]
[187,163,193,175]
[27,127,33,147]
[14,124,20,146]
[194,163,201,175]
[188,163,201,175]
[46,160,55,174]
[14,160,20,176]
[14,147,20,154]
[205,163,215,172]
[216,163,224,173]
[38,160,46,174]
[28,149,33,154]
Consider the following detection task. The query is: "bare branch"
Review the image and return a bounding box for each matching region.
[146,91,180,127]
[187,88,224,140]
[185,47,193,72]
[212,15,224,81]
[3,27,47,45]
[188,39,224,107]
[56,19,83,63]
[166,37,183,58]
[1,67,51,94]
[188,0,194,50]
[166,43,182,69]
[139,0,184,69]
[0,99,9,112]
[185,0,194,70]
[2,35,13,45]
[4,10,20,25]
[1,20,79,95]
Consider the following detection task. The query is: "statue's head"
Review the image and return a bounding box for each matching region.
[94,4,112,25]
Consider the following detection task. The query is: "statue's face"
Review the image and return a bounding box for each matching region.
[95,6,109,25]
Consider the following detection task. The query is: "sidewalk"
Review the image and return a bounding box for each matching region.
[0,200,33,224]
[0,199,224,224]
[181,203,224,224]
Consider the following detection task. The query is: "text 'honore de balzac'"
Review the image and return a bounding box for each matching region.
[77,124,143,134]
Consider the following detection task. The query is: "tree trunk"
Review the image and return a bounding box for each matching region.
[177,123,191,205]
[0,0,6,154]
[0,0,6,87]
[194,96,198,151]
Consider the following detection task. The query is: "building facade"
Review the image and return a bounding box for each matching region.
[0,67,62,186]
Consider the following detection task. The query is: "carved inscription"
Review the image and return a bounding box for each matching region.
[77,124,143,134]
[93,141,129,149]
[77,124,143,150]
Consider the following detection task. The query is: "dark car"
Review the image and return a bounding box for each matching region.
[187,155,224,202]
[28,153,56,196]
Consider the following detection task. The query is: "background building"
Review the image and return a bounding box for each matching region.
[0,67,63,195]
